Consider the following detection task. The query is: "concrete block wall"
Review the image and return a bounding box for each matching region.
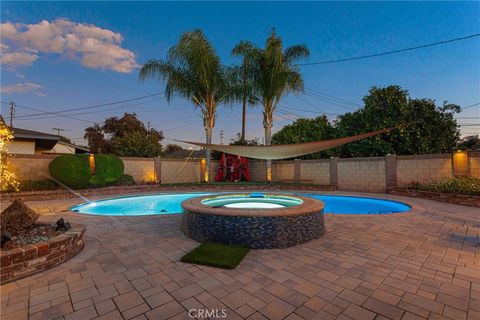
[6,151,477,190]
[121,157,155,183]
[469,152,480,177]
[7,154,56,180]
[300,160,330,185]
[338,157,386,192]
[272,161,295,182]
[397,154,452,187]
[161,159,202,184]
[248,161,267,182]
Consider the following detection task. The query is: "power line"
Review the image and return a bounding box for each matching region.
[461,102,480,110]
[305,88,360,108]
[279,105,340,116]
[303,91,356,111]
[13,97,166,120]
[297,33,480,66]
[0,91,165,118]
[5,103,94,124]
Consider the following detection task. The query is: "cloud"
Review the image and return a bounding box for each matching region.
[1,82,45,95]
[0,19,138,73]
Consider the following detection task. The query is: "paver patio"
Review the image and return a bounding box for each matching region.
[1,192,479,320]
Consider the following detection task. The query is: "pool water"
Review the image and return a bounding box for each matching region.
[201,194,303,209]
[71,193,410,216]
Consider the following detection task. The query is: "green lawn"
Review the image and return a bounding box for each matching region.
[181,242,250,269]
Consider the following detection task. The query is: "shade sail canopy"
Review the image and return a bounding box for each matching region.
[177,128,393,160]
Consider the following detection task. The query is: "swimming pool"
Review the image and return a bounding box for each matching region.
[70,192,411,216]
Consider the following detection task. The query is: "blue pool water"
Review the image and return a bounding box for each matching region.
[70,193,410,216]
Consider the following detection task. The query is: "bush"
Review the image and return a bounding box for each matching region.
[408,176,480,196]
[19,179,58,191]
[49,154,92,189]
[2,179,58,193]
[90,154,124,186]
[112,174,135,186]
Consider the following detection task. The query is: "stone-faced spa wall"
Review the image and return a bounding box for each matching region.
[181,195,325,249]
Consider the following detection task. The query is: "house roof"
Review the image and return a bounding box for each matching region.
[56,140,90,153]
[8,127,60,141]
[8,126,89,152]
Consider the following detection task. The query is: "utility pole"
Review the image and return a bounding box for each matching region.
[9,102,16,127]
[220,130,224,145]
[52,128,66,136]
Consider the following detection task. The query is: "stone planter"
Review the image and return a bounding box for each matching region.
[0,223,85,283]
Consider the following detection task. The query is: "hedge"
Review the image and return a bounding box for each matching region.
[90,154,124,186]
[49,154,124,189]
[49,154,92,189]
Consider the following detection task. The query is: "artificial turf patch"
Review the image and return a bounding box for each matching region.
[181,242,250,269]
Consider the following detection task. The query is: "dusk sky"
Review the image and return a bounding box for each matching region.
[1,1,479,147]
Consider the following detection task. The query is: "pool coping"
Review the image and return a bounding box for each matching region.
[65,190,426,217]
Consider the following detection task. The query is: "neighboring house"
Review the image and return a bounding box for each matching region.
[7,126,89,155]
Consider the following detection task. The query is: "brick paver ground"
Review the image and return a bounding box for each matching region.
[1,191,479,320]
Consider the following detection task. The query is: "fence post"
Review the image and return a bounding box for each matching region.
[385,154,397,191]
[329,157,338,189]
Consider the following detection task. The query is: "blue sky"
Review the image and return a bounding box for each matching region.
[1,1,479,146]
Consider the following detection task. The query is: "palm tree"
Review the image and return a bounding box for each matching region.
[231,41,257,142]
[139,29,235,182]
[232,31,309,181]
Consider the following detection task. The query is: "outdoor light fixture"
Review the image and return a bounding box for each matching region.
[201,158,208,182]
[89,154,96,174]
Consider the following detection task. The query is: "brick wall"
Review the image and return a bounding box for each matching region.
[1,224,85,284]
[397,154,452,187]
[338,157,386,192]
[300,160,330,185]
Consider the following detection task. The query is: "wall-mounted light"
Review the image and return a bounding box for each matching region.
[89,154,96,174]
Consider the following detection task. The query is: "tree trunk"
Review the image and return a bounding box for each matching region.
[205,127,212,182]
[241,62,247,141]
[264,125,272,182]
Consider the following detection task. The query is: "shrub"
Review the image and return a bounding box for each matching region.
[49,154,92,189]
[90,154,124,186]
[112,174,135,186]
[19,179,58,191]
[408,176,480,196]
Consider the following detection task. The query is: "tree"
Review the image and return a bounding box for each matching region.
[165,144,185,152]
[0,119,19,191]
[272,115,336,159]
[84,113,164,157]
[232,30,309,180]
[334,86,460,157]
[231,42,257,142]
[140,29,236,182]
[230,133,259,146]
[112,131,163,157]
[457,135,480,151]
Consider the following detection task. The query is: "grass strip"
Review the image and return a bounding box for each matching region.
[181,242,250,269]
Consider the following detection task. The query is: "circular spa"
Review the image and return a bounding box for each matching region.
[181,194,325,249]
